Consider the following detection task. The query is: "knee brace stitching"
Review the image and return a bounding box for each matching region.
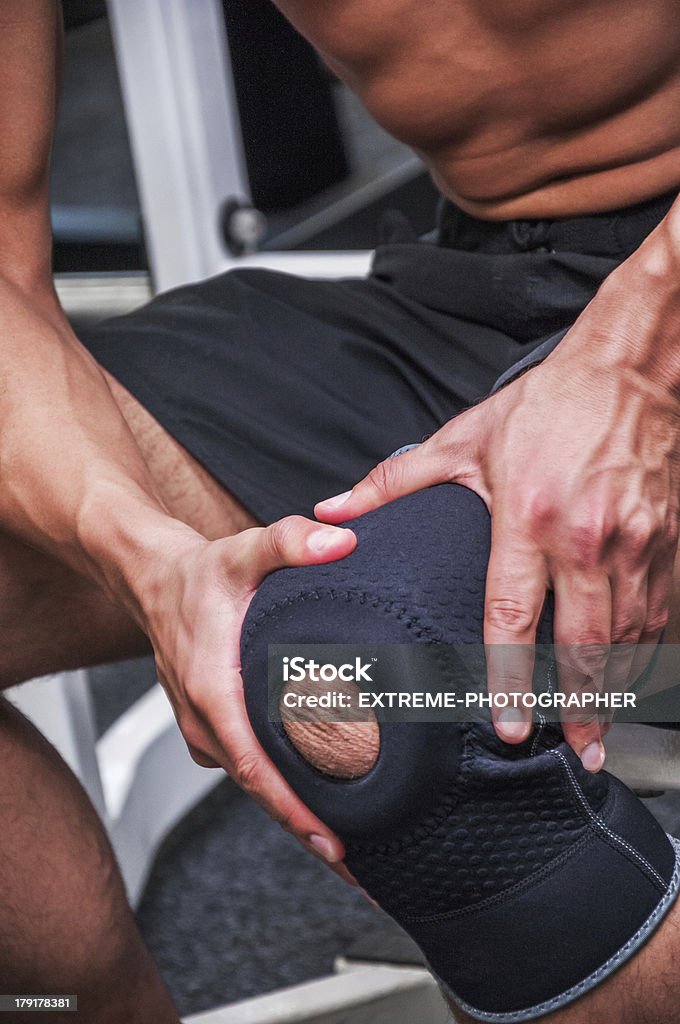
[241,484,680,1020]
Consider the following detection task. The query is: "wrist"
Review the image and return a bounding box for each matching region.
[561,234,680,400]
[75,483,207,629]
[0,269,70,338]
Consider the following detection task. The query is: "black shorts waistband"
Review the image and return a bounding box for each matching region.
[436,189,678,259]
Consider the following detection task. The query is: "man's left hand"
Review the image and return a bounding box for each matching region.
[315,262,680,770]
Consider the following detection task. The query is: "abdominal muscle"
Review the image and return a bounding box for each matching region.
[274,0,680,219]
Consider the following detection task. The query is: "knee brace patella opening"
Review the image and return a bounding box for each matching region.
[241,485,680,1021]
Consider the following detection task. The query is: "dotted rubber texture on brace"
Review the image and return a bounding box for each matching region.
[241,484,679,1020]
[344,723,609,921]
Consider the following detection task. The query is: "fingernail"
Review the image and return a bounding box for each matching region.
[318,490,352,510]
[308,528,348,554]
[309,834,339,862]
[581,741,605,773]
[496,707,530,741]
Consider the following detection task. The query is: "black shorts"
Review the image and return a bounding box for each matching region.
[79,191,676,524]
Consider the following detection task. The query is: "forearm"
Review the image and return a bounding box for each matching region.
[0,3,204,626]
[555,193,680,394]
[0,282,200,624]
[0,1,60,295]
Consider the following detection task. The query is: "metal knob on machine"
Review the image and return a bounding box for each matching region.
[221,198,267,256]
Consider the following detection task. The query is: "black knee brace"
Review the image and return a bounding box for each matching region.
[240,485,680,1021]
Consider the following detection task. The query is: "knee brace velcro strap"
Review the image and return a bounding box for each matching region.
[241,485,680,1021]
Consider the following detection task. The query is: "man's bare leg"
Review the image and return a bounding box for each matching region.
[0,695,178,1023]
[0,374,258,1020]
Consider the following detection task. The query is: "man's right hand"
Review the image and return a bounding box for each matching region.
[137,516,357,868]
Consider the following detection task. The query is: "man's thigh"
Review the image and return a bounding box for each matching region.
[77,262,516,526]
[104,371,257,539]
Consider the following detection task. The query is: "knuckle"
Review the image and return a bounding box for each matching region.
[522,489,559,531]
[563,712,600,730]
[231,750,264,795]
[491,671,529,693]
[485,597,536,635]
[274,812,296,834]
[643,607,671,636]
[365,458,398,500]
[266,515,305,558]
[428,427,472,471]
[563,641,610,677]
[570,519,607,569]
[610,621,644,646]
[621,513,656,560]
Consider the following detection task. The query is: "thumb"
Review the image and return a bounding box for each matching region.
[231,515,357,585]
[315,430,474,522]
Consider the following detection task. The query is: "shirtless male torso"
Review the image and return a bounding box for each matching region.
[276,0,680,217]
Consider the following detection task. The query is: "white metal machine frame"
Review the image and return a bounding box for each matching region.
[106,0,372,292]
